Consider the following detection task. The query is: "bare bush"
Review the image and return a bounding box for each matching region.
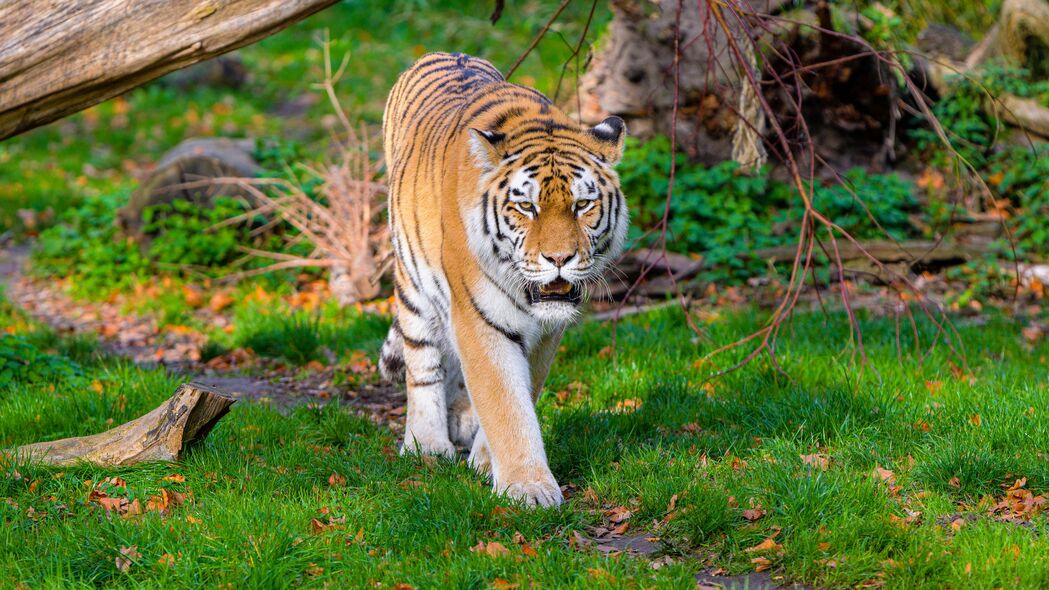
[221,37,390,305]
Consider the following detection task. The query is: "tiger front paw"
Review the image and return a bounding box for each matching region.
[400,430,456,459]
[499,475,564,508]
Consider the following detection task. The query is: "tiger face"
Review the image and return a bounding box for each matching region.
[467,117,629,324]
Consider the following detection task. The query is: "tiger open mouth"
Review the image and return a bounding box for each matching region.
[527,278,582,305]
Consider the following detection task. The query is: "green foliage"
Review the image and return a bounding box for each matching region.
[0,335,82,387]
[989,146,1049,257]
[911,65,1049,170]
[32,192,150,294]
[618,136,920,280]
[31,191,290,297]
[141,196,260,269]
[808,169,919,241]
[239,312,324,366]
[882,0,1002,40]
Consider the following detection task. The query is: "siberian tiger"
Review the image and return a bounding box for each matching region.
[379,52,628,507]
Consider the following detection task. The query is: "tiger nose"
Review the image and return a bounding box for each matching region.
[542,252,575,268]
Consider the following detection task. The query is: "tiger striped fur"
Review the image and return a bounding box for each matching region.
[380,52,628,507]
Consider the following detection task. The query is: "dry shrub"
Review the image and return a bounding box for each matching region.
[222,38,390,305]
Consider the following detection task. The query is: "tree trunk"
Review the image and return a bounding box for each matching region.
[0,0,338,141]
[9,383,235,467]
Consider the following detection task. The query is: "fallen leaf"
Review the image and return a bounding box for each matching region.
[156,553,176,567]
[208,291,235,313]
[969,414,982,427]
[115,546,140,572]
[605,505,632,523]
[328,473,346,487]
[800,453,830,470]
[873,467,895,484]
[613,398,642,413]
[948,476,961,488]
[743,507,766,521]
[751,556,772,572]
[521,544,538,558]
[925,380,943,395]
[492,579,519,589]
[470,541,510,558]
[1022,323,1044,344]
[745,538,782,553]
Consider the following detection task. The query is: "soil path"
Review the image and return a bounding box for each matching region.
[0,245,404,429]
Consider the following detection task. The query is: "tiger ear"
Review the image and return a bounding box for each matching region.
[587,116,627,165]
[468,128,506,171]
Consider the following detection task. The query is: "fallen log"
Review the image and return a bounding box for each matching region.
[0,0,339,140]
[8,382,234,467]
[746,240,988,266]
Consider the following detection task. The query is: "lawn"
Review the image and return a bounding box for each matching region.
[3,289,1048,589]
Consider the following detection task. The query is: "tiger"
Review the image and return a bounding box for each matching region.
[378,52,628,507]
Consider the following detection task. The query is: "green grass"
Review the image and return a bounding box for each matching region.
[3,289,1048,588]
[0,0,611,235]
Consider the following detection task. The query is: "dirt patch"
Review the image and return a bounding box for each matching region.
[1,246,406,428]
[696,571,810,590]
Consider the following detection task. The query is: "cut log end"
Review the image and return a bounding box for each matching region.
[6,382,235,467]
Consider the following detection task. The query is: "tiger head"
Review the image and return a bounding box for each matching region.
[467,116,629,323]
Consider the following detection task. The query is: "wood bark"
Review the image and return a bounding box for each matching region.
[9,383,235,467]
[0,0,339,141]
[746,240,988,266]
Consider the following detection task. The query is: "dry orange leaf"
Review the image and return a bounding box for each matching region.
[800,453,830,470]
[470,541,510,558]
[873,467,895,484]
[115,546,141,572]
[742,507,766,521]
[605,505,632,523]
[751,556,772,572]
[614,398,642,413]
[745,538,782,553]
[156,553,176,567]
[208,291,235,313]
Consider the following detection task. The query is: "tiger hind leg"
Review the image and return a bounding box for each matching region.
[399,316,455,458]
[443,358,479,448]
[379,321,405,383]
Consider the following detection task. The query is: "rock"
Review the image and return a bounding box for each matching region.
[117,137,262,237]
[916,24,975,62]
[157,54,249,91]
